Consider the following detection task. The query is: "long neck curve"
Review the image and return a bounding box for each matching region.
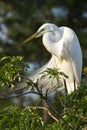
[42,28,62,55]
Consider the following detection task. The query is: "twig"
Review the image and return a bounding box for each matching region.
[27,106,58,122]
[0,91,42,100]
[57,93,66,108]
[45,99,74,130]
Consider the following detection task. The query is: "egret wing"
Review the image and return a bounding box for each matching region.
[59,27,82,84]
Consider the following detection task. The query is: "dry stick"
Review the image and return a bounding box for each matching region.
[27,106,58,122]
[45,98,74,130]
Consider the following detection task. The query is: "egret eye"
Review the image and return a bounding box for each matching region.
[37,28,45,34]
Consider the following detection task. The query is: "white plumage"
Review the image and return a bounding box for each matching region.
[23,23,82,94]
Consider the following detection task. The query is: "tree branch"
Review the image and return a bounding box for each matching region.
[27,106,58,122]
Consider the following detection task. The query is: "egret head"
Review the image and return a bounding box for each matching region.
[23,23,59,44]
[37,23,58,36]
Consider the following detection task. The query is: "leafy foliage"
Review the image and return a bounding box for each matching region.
[0,86,87,130]
[41,68,68,79]
[0,56,27,88]
[0,56,87,130]
[63,86,87,129]
[0,106,44,130]
[0,56,87,129]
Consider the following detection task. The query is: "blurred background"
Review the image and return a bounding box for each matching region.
[0,0,87,110]
[0,0,87,66]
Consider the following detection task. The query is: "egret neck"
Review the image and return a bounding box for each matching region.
[42,29,62,56]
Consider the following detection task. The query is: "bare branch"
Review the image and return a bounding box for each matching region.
[27,106,58,122]
[45,98,74,130]
[0,91,42,100]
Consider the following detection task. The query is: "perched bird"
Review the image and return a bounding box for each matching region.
[23,23,82,95]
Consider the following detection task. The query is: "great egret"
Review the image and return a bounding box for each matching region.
[23,23,82,94]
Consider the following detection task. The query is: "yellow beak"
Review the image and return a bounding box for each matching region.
[23,32,38,44]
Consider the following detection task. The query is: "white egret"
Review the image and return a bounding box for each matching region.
[23,23,82,94]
